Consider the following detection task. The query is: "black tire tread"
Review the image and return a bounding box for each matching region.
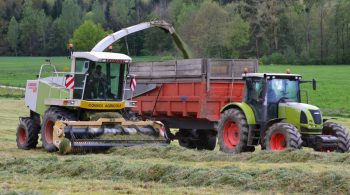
[41,107,76,152]
[323,122,350,153]
[16,118,39,149]
[265,122,303,150]
[217,108,251,153]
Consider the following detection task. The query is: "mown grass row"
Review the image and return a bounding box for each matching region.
[1,147,350,194]
[1,99,350,194]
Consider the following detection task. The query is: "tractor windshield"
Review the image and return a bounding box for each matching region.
[73,58,127,101]
[267,79,299,103]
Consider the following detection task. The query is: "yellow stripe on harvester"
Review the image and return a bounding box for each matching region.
[80,100,125,110]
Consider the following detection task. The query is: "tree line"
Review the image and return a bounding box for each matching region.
[1,0,349,64]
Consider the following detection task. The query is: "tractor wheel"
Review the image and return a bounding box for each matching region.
[196,130,217,150]
[16,118,39,149]
[217,108,251,153]
[41,107,76,152]
[322,122,350,153]
[265,123,302,151]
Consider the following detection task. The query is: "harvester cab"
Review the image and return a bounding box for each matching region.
[16,51,168,154]
[242,73,349,152]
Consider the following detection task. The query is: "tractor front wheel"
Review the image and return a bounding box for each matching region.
[16,118,39,149]
[322,122,350,153]
[42,107,75,152]
[217,108,251,153]
[265,123,302,151]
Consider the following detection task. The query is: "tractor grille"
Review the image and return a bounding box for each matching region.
[309,110,322,124]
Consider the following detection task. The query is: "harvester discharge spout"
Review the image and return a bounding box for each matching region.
[91,20,191,59]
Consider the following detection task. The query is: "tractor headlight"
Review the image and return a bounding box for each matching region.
[300,111,307,124]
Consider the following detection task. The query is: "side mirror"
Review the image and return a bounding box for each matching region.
[127,74,135,79]
[312,79,316,90]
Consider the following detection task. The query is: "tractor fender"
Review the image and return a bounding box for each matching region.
[263,118,285,133]
[220,102,256,125]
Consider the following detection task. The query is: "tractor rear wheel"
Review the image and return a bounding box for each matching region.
[217,108,251,153]
[322,122,350,153]
[265,123,302,151]
[41,107,76,152]
[16,118,39,149]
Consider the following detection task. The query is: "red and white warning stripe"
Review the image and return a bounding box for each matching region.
[65,75,74,89]
[130,78,137,91]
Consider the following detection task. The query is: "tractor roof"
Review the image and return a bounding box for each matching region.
[243,73,302,79]
[72,52,132,62]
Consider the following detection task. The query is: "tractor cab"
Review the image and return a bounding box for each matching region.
[71,52,131,101]
[243,73,303,122]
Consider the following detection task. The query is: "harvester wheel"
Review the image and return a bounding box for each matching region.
[322,122,350,152]
[41,107,76,152]
[265,123,302,151]
[16,118,39,149]
[217,108,250,153]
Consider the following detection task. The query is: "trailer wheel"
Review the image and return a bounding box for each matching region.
[323,122,350,152]
[265,123,302,151]
[196,130,217,150]
[16,118,39,149]
[218,108,250,153]
[177,129,197,149]
[42,107,76,152]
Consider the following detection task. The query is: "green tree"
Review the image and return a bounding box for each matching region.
[85,0,105,25]
[109,0,136,29]
[71,20,109,51]
[20,0,47,55]
[6,16,19,55]
[58,0,83,44]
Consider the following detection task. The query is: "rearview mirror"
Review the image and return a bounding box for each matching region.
[312,79,316,90]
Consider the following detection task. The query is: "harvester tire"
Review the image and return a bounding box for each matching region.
[265,123,302,151]
[42,107,76,152]
[196,130,217,150]
[217,108,251,153]
[16,118,39,149]
[322,122,350,152]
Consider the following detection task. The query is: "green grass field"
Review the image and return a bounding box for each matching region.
[1,98,350,194]
[0,57,349,117]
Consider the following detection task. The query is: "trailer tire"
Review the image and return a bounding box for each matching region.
[218,108,250,153]
[16,118,39,150]
[196,130,217,150]
[42,107,76,152]
[323,122,350,152]
[177,129,197,149]
[265,123,302,151]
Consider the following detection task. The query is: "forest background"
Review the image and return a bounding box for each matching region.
[1,0,350,65]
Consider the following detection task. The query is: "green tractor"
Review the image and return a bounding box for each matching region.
[218,73,350,153]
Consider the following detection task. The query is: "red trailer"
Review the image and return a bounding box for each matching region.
[129,58,258,149]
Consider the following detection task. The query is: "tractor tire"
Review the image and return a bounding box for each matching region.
[41,107,76,152]
[265,123,302,151]
[322,122,350,153]
[196,130,217,150]
[217,108,251,153]
[16,118,40,149]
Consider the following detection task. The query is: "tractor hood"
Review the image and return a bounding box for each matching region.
[278,102,323,134]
